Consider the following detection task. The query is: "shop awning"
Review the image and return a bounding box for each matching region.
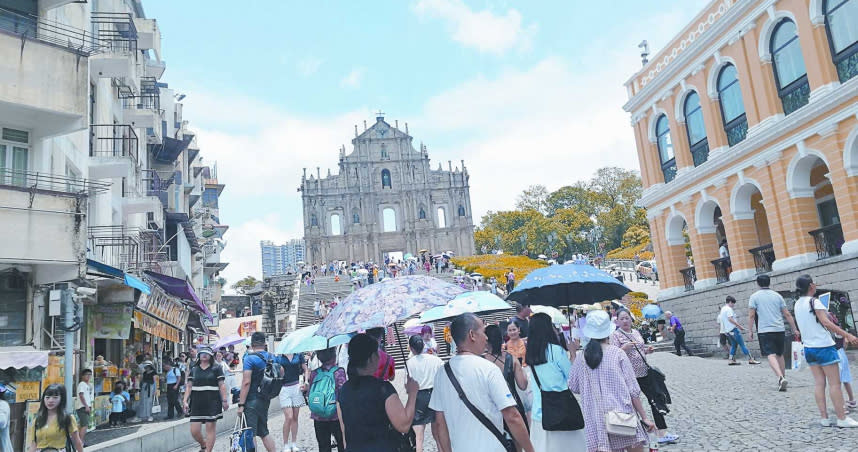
[86,259,151,295]
[0,348,49,369]
[143,271,213,321]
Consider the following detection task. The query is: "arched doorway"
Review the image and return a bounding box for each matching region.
[733,182,775,273]
[788,153,843,259]
[696,199,731,283]
[666,213,696,291]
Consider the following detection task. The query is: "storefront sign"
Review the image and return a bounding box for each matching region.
[238,320,257,337]
[42,355,65,386]
[133,311,180,342]
[15,381,40,403]
[136,287,190,329]
[88,304,133,339]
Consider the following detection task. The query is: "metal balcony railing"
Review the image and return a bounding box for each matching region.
[121,92,161,115]
[679,266,696,292]
[90,124,138,164]
[0,168,111,196]
[749,244,775,274]
[91,11,137,54]
[809,224,844,260]
[87,225,142,271]
[0,6,101,56]
[711,257,731,284]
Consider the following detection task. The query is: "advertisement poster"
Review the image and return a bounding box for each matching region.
[15,381,40,403]
[25,401,39,446]
[88,304,133,339]
[91,395,112,428]
[238,320,257,337]
[42,355,65,386]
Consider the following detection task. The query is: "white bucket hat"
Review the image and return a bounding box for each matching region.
[582,310,614,340]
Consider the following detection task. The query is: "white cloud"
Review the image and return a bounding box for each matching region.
[297,57,323,77]
[413,0,536,54]
[340,67,365,89]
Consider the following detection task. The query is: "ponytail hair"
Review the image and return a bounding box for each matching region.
[584,338,604,370]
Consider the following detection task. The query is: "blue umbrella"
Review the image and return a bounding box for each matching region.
[276,324,353,354]
[418,291,511,323]
[641,304,662,319]
[508,264,630,307]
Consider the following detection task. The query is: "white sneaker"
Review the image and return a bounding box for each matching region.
[821,417,833,427]
[778,377,788,392]
[836,417,858,428]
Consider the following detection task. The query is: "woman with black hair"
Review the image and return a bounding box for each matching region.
[525,313,585,452]
[485,323,528,448]
[337,333,419,451]
[793,274,858,427]
[27,384,84,452]
[406,335,443,452]
[568,310,655,452]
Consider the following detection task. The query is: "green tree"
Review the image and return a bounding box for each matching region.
[547,183,601,217]
[231,275,260,294]
[621,225,650,247]
[515,185,550,215]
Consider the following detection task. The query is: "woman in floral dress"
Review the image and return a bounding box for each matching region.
[568,310,655,452]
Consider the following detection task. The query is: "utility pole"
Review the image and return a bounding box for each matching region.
[62,288,75,414]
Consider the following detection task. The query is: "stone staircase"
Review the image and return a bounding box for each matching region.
[293,276,355,331]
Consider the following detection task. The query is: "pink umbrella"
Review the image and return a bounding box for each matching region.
[213,334,244,350]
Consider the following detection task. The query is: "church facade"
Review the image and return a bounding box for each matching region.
[300,115,475,264]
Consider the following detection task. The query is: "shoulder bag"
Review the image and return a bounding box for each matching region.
[151,385,162,415]
[444,363,515,452]
[530,346,584,431]
[382,382,416,452]
[618,330,671,408]
[595,365,639,437]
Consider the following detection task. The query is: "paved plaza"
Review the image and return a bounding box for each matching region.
[171,351,858,452]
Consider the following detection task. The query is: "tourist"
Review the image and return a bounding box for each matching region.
[337,334,418,451]
[163,360,183,419]
[827,311,857,411]
[720,296,761,366]
[525,313,586,452]
[75,369,93,445]
[238,332,282,452]
[314,299,321,319]
[27,384,84,452]
[664,311,693,356]
[504,321,527,365]
[366,327,396,381]
[0,384,11,452]
[277,350,309,452]
[307,347,345,452]
[119,382,133,423]
[747,274,800,391]
[611,310,678,445]
[184,346,228,452]
[421,325,439,355]
[506,268,516,293]
[717,305,732,359]
[793,275,858,427]
[109,383,125,427]
[137,360,158,422]
[406,336,444,452]
[718,239,729,258]
[430,313,535,452]
[509,302,531,338]
[485,324,528,449]
[569,310,656,452]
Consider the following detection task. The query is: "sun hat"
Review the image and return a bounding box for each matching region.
[198,346,214,357]
[582,310,614,340]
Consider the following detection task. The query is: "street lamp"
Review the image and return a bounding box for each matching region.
[546,231,557,257]
[519,233,528,255]
[494,234,502,253]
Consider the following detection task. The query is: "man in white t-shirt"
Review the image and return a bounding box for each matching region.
[77,369,94,446]
[430,313,534,452]
[720,296,760,366]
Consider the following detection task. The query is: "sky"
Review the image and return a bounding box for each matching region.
[143,0,710,286]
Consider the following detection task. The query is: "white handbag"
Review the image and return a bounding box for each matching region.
[605,410,638,437]
[151,387,162,414]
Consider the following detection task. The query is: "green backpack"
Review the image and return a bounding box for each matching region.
[308,367,339,418]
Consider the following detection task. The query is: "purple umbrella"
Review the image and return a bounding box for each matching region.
[213,334,245,350]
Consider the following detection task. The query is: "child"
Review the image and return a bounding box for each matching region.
[829,312,857,410]
[119,382,133,423]
[109,383,125,427]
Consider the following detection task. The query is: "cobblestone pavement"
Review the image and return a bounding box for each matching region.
[176,350,858,452]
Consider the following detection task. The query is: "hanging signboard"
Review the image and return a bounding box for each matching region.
[237,320,257,337]
[15,381,40,403]
[87,304,133,339]
[133,311,181,343]
[135,287,190,329]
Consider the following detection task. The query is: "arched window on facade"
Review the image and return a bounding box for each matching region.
[717,64,748,146]
[824,0,858,82]
[352,209,360,224]
[330,214,342,235]
[458,205,466,217]
[683,92,709,166]
[418,206,426,220]
[655,115,677,183]
[383,208,396,232]
[381,169,392,188]
[310,213,318,227]
[437,207,447,228]
[771,19,810,115]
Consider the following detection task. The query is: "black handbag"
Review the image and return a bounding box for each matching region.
[530,348,585,431]
[384,385,416,452]
[444,363,515,452]
[619,330,671,408]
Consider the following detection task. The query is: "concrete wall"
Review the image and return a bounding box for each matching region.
[661,254,858,355]
[0,189,85,265]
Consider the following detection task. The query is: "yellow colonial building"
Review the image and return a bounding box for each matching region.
[624,0,858,351]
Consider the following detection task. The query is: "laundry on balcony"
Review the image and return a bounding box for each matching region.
[86,259,152,294]
[143,270,213,321]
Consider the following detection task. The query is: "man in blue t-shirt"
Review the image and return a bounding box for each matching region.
[162,360,182,419]
[239,332,278,452]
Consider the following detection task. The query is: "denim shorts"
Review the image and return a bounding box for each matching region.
[805,346,840,367]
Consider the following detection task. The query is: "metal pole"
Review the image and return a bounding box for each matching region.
[63,289,75,414]
[393,323,410,376]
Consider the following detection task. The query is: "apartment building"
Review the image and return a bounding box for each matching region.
[624,0,858,353]
[261,239,306,277]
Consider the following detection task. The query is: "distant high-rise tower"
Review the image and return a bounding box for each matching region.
[260,239,306,277]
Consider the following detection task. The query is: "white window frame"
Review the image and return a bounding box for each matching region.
[0,126,31,185]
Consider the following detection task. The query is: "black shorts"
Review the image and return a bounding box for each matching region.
[412,389,436,425]
[245,397,270,438]
[719,333,728,346]
[758,332,785,356]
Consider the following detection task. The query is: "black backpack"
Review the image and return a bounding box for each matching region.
[250,352,285,400]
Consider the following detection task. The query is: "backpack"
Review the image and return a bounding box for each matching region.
[250,352,285,400]
[308,366,340,418]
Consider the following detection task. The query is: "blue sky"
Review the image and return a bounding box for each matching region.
[143,0,709,283]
